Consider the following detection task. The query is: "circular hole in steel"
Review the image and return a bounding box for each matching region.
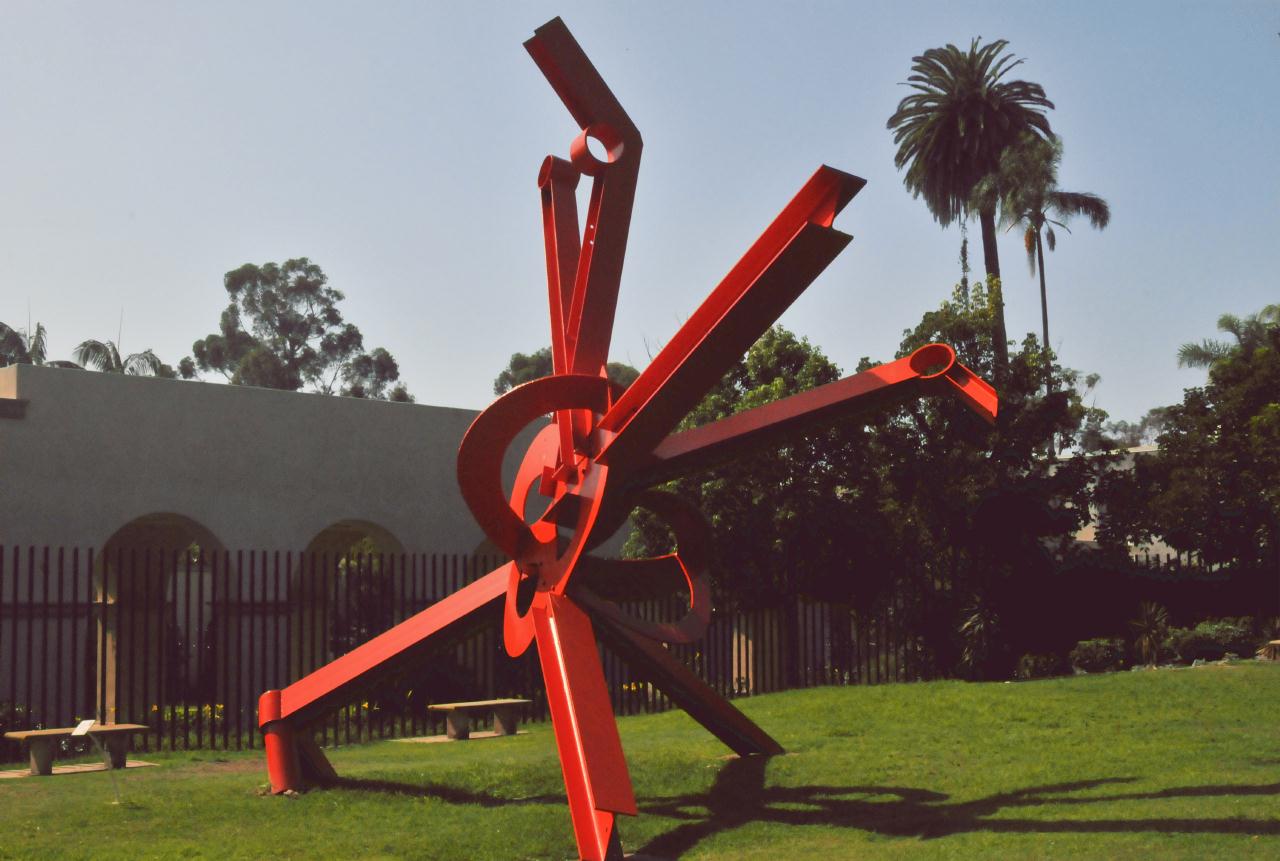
[908,343,955,379]
[585,134,611,162]
[570,124,625,176]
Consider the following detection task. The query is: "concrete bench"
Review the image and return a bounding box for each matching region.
[3,724,149,776]
[427,698,530,740]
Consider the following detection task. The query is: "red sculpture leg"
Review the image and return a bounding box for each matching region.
[533,592,636,861]
[259,565,508,793]
[578,589,783,758]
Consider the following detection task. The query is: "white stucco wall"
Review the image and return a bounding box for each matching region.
[0,364,537,553]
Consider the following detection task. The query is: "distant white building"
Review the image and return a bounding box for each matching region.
[1068,444,1177,560]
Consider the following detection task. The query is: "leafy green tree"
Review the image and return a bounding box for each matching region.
[1098,304,1280,567]
[1177,304,1280,369]
[622,326,884,609]
[876,278,1112,677]
[492,346,639,396]
[887,38,1055,379]
[625,275,1109,679]
[73,339,175,377]
[185,258,411,401]
[990,134,1110,392]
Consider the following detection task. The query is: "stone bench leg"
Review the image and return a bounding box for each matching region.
[444,711,471,740]
[103,735,130,769]
[28,739,54,776]
[493,707,519,736]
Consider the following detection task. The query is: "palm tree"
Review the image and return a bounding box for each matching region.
[72,339,173,376]
[994,134,1111,391]
[887,38,1055,379]
[0,321,81,368]
[1177,304,1280,368]
[0,321,43,365]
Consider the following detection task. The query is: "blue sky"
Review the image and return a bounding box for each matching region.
[2,1,1277,423]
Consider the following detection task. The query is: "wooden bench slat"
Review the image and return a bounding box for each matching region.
[424,699,530,740]
[4,724,148,740]
[427,698,530,711]
[4,724,149,776]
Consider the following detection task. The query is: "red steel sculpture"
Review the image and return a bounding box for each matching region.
[258,16,998,861]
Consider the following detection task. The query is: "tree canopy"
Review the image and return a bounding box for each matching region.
[623,276,1109,677]
[184,258,411,401]
[1098,302,1280,567]
[492,347,639,396]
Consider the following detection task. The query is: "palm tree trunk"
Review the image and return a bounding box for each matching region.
[1035,229,1051,393]
[978,208,1009,382]
[1035,229,1055,458]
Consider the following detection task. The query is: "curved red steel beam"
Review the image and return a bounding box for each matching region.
[526,16,642,380]
[595,166,866,469]
[618,342,996,489]
[260,18,1000,861]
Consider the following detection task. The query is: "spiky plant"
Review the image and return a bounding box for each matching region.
[1130,601,1170,667]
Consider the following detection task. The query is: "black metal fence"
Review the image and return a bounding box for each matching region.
[0,545,932,765]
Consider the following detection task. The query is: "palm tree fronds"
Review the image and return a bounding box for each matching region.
[72,339,168,376]
[73,339,122,372]
[27,323,47,365]
[0,324,27,364]
[1177,339,1232,369]
[123,350,165,376]
[1047,190,1111,229]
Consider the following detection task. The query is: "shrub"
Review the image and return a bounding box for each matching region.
[1196,618,1257,657]
[1163,626,1214,662]
[1165,618,1259,662]
[1,702,32,764]
[0,701,31,735]
[1016,652,1066,680]
[1069,638,1126,673]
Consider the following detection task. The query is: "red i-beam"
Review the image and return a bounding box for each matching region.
[259,17,997,861]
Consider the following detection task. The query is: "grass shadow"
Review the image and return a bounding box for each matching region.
[638,755,1280,858]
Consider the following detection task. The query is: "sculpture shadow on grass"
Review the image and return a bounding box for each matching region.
[319,759,1280,858]
[636,755,1280,859]
[329,776,563,808]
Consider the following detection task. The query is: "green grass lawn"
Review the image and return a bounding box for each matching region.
[3,663,1278,860]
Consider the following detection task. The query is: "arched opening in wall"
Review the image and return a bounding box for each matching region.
[289,521,407,686]
[95,513,227,728]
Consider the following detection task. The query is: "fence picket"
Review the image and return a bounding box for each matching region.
[7,541,1267,765]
